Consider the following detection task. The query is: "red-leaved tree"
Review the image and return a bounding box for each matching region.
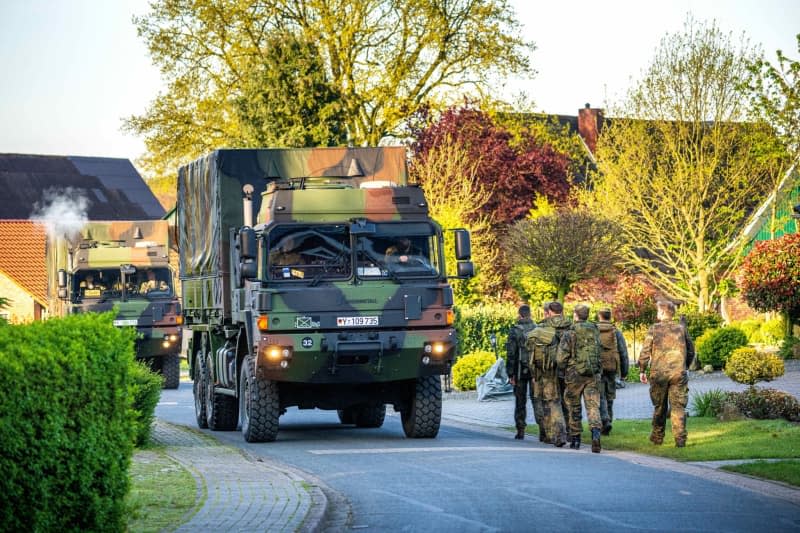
[411,104,571,224]
[738,233,800,337]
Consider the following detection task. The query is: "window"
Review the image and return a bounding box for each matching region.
[355,223,441,279]
[266,224,351,282]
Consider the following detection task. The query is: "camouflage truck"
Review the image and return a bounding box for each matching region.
[178,147,473,442]
[50,220,183,388]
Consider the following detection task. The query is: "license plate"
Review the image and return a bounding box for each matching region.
[336,316,378,327]
[113,319,138,327]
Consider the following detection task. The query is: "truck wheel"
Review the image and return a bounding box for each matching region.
[401,376,442,438]
[353,405,386,428]
[193,359,208,429]
[205,355,238,431]
[162,354,181,389]
[239,356,279,442]
[337,408,355,425]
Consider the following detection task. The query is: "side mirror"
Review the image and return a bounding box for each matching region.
[58,288,68,300]
[57,269,67,289]
[457,261,474,278]
[240,260,257,282]
[454,229,471,261]
[239,227,257,260]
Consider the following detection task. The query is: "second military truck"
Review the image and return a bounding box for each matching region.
[178,147,473,442]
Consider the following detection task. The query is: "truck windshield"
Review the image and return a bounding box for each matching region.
[267,224,351,282]
[72,267,173,301]
[355,223,441,279]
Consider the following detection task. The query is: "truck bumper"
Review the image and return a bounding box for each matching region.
[134,327,182,358]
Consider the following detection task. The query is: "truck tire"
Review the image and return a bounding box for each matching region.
[205,355,239,431]
[239,356,279,442]
[353,405,386,428]
[193,359,208,429]
[162,354,181,389]
[337,409,355,425]
[401,376,442,438]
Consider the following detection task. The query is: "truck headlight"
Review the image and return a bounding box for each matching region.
[263,345,292,361]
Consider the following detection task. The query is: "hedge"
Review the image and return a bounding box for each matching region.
[0,313,138,532]
[454,303,517,356]
[451,351,496,391]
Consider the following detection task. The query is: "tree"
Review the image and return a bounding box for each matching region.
[503,210,621,302]
[411,104,571,225]
[128,0,534,177]
[409,140,494,305]
[738,232,800,337]
[585,18,782,312]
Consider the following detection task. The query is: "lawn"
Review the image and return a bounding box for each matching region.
[528,417,800,462]
[721,460,800,487]
[126,446,201,533]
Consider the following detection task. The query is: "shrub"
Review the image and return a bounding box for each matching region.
[724,347,785,386]
[729,319,763,343]
[0,312,137,532]
[690,388,730,417]
[778,336,800,359]
[130,361,164,446]
[455,303,516,356]
[727,388,800,422]
[452,351,496,391]
[761,316,787,345]
[683,310,723,341]
[695,326,748,369]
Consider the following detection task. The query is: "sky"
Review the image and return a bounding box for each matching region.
[0,0,797,167]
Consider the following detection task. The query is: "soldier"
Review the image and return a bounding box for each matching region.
[639,300,695,448]
[505,304,537,440]
[557,304,603,453]
[596,307,629,435]
[527,301,569,447]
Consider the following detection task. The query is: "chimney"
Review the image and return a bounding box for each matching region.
[578,103,603,154]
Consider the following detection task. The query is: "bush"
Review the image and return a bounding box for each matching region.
[455,303,517,356]
[684,310,723,341]
[724,347,785,386]
[690,388,730,417]
[0,312,137,532]
[130,361,164,446]
[727,388,800,422]
[695,326,748,369]
[779,336,800,359]
[761,316,787,345]
[452,351,496,391]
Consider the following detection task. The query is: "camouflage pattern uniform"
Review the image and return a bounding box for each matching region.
[505,317,537,436]
[596,319,629,434]
[639,319,695,446]
[557,320,602,440]
[531,315,570,446]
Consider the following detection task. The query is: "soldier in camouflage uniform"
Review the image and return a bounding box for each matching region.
[557,304,603,453]
[505,305,537,440]
[527,301,569,447]
[596,308,629,435]
[638,300,695,447]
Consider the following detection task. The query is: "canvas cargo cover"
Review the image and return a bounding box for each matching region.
[177,147,408,277]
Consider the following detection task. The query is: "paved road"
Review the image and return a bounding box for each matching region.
[151,364,800,532]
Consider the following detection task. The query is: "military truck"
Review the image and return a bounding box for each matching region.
[178,147,473,442]
[49,220,183,388]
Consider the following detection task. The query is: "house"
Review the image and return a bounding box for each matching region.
[0,154,165,323]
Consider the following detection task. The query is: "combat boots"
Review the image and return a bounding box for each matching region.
[591,428,601,453]
[539,428,549,443]
[569,436,581,449]
[649,433,663,445]
[601,422,612,436]
[515,427,525,440]
[675,438,686,448]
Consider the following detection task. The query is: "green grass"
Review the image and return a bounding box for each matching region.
[126,446,201,533]
[526,417,800,461]
[721,460,800,487]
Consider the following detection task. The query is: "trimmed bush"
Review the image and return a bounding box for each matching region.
[0,312,137,532]
[455,303,516,356]
[684,310,723,341]
[695,326,748,369]
[725,347,785,386]
[130,360,164,446]
[452,351,496,391]
[727,388,800,422]
[690,388,729,417]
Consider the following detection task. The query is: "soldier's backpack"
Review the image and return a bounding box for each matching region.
[597,322,620,372]
[526,326,558,371]
[572,322,601,376]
